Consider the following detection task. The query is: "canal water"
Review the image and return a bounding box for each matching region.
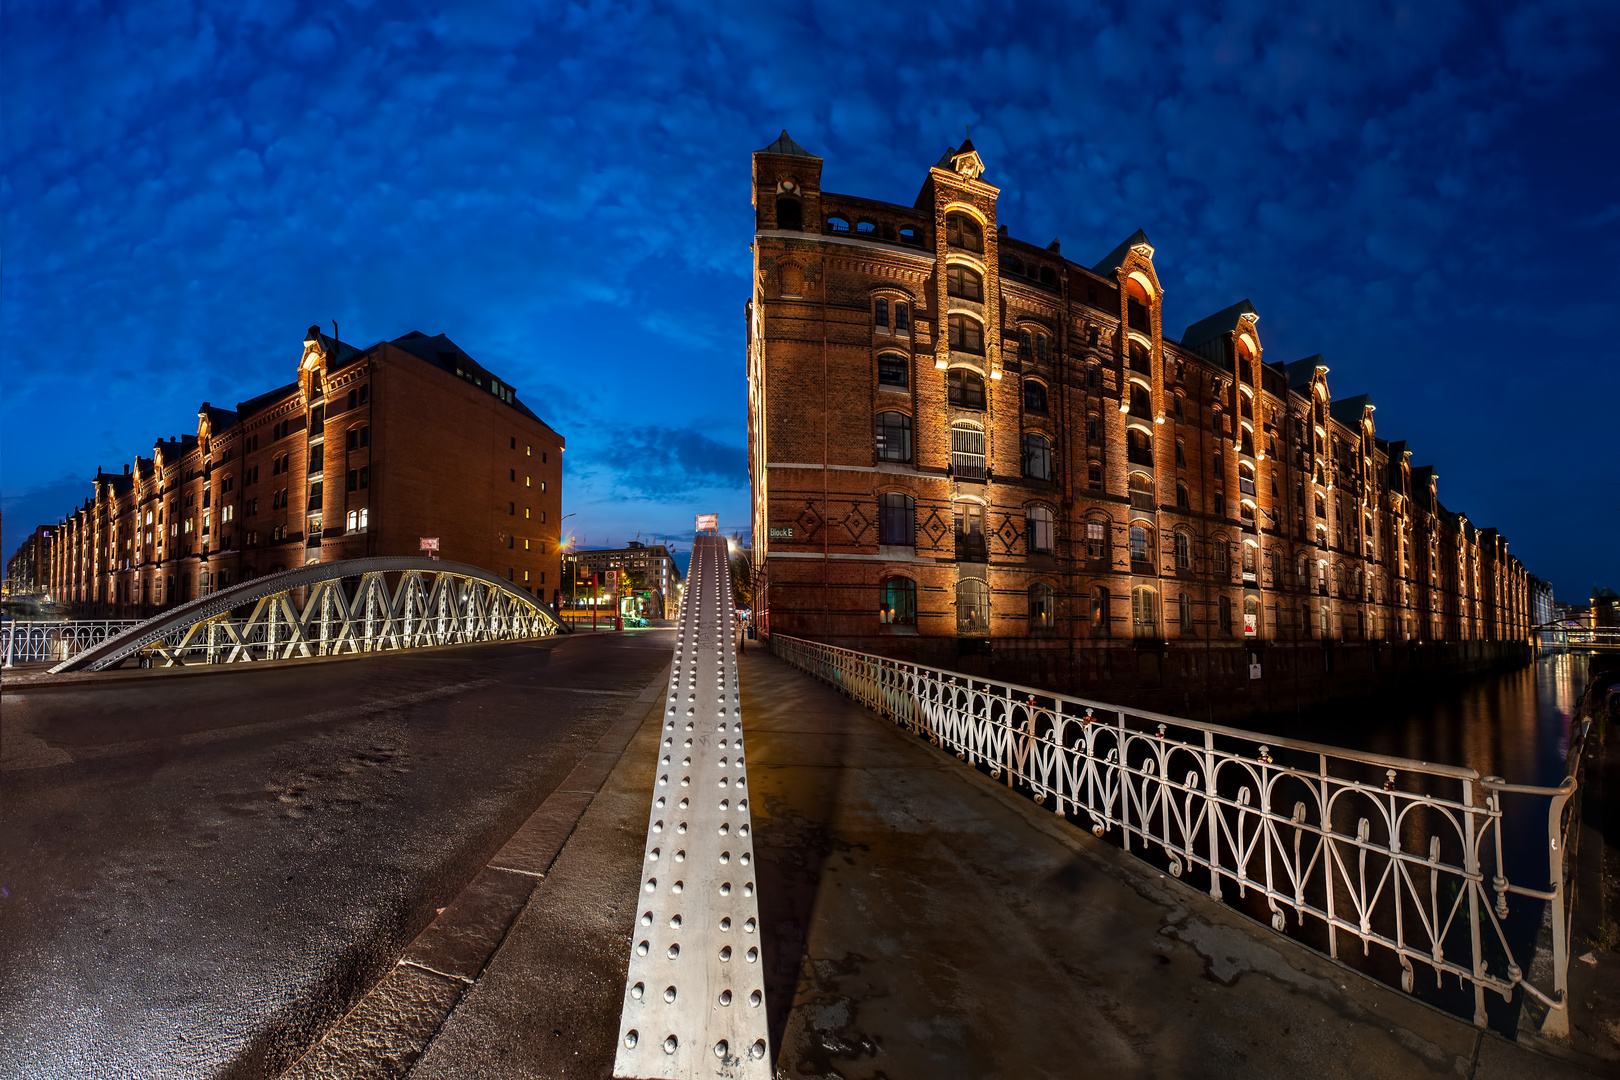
[1254,652,1590,1033]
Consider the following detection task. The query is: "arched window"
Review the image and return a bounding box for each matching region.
[1085,516,1108,560]
[875,411,912,462]
[1086,412,1100,443]
[878,353,909,388]
[1175,483,1190,510]
[1022,433,1052,481]
[775,197,802,230]
[1128,522,1152,566]
[1128,472,1154,511]
[948,314,984,354]
[1029,583,1056,632]
[894,302,910,331]
[1238,463,1256,496]
[898,226,921,247]
[1173,530,1191,570]
[1023,379,1047,413]
[1018,329,1032,358]
[1129,341,1152,374]
[1175,438,1186,466]
[1219,595,1233,635]
[947,368,986,408]
[1179,592,1194,634]
[1002,253,1026,275]
[1087,462,1103,491]
[826,216,850,233]
[1129,383,1151,416]
[950,423,985,478]
[856,220,877,234]
[1212,409,1224,436]
[1314,493,1326,519]
[1244,595,1261,637]
[947,266,983,301]
[874,298,889,329]
[880,576,916,625]
[878,492,915,546]
[1126,428,1153,467]
[1132,586,1159,639]
[956,576,990,633]
[1035,334,1048,362]
[1173,392,1184,419]
[945,213,983,253]
[954,501,986,560]
[1241,542,1257,577]
[1090,586,1111,638]
[1296,554,1308,587]
[1026,505,1054,554]
[1240,500,1256,526]
[1240,428,1255,456]
[1126,278,1151,333]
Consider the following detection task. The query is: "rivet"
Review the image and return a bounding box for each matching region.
[718,823,729,835]
[678,798,689,809]
[746,947,758,963]
[719,989,733,1006]
[655,797,666,808]
[675,850,686,862]
[647,848,659,862]
[714,1040,729,1059]
[719,851,731,864]
[744,917,756,933]
[749,989,762,1007]
[641,911,653,926]
[682,757,692,767]
[672,880,683,894]
[739,824,750,837]
[719,945,732,961]
[739,799,748,811]
[669,914,682,928]
[630,982,644,1000]
[751,1038,766,1058]
[636,940,649,956]
[743,882,754,897]
[720,916,731,931]
[668,943,680,959]
[685,721,693,730]
[719,882,731,895]
[624,1029,638,1049]
[663,1035,678,1054]
[658,775,668,787]
[664,985,677,1003]
[653,820,663,833]
[644,878,657,893]
[719,799,730,810]
[718,778,729,788]
[677,822,688,834]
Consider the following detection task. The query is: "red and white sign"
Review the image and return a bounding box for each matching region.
[420,537,440,552]
[695,514,719,533]
[1243,613,1258,636]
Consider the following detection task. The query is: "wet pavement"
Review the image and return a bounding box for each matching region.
[0,629,674,1079]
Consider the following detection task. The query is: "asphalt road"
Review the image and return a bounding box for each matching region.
[0,629,674,1079]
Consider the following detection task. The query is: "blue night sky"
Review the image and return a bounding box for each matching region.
[3,1,1616,598]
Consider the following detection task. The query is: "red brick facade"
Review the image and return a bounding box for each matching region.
[747,133,1534,704]
[35,327,563,615]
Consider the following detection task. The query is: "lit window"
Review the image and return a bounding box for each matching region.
[880,577,917,625]
[1131,586,1159,639]
[956,577,990,633]
[950,423,985,479]
[947,315,984,354]
[947,368,985,408]
[1026,506,1053,554]
[1028,583,1055,632]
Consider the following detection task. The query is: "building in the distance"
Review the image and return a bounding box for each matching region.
[4,525,55,602]
[566,541,683,619]
[33,326,564,617]
[746,132,1534,707]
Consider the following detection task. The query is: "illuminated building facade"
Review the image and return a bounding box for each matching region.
[746,133,1534,704]
[36,327,564,616]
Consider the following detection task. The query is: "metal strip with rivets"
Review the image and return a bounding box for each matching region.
[613,534,770,1078]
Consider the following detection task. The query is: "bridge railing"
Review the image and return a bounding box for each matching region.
[2,620,142,666]
[1532,623,1620,651]
[770,634,1582,1036]
[48,558,563,673]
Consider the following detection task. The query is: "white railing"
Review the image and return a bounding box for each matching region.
[771,634,1583,1034]
[2,620,141,666]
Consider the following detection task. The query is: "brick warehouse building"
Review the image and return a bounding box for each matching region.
[31,327,563,616]
[746,133,1535,712]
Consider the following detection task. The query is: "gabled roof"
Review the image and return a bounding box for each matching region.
[1283,355,1328,391]
[757,130,817,158]
[314,332,366,372]
[1328,395,1375,426]
[1181,299,1256,351]
[1092,229,1151,275]
[199,403,239,430]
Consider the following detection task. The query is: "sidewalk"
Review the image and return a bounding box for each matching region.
[311,648,1604,1078]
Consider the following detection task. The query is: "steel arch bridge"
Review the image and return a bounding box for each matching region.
[51,557,565,673]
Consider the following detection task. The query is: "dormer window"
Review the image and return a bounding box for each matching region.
[945,213,983,253]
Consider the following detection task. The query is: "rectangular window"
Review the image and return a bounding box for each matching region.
[878,492,915,547]
[307,481,322,511]
[1086,520,1105,560]
[950,425,985,479]
[878,354,908,387]
[309,445,323,471]
[954,503,986,562]
[875,412,912,462]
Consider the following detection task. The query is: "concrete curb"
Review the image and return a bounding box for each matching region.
[273,663,670,1080]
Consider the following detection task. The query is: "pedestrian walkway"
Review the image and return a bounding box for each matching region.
[301,648,1604,1078]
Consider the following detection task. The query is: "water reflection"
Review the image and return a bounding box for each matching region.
[1263,653,1587,785]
